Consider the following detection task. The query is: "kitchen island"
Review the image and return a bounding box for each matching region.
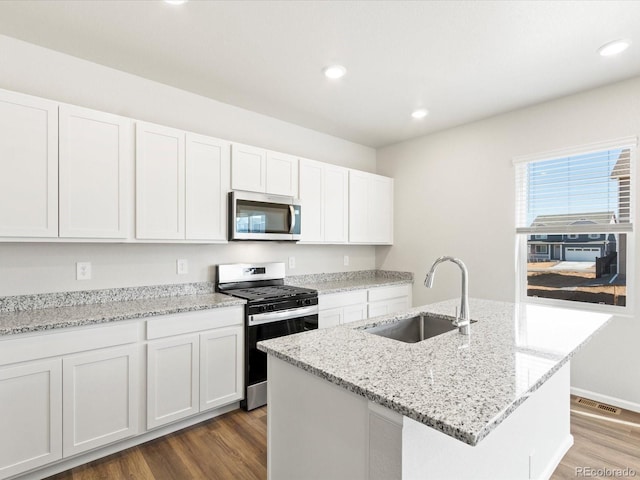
[258,298,611,480]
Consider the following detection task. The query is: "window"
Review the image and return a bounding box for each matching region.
[534,234,548,240]
[515,137,635,310]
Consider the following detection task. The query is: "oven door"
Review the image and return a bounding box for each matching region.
[244,307,318,410]
[229,191,301,241]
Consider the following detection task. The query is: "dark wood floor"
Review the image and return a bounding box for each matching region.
[47,396,639,479]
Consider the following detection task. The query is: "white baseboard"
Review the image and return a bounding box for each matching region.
[571,387,640,413]
[537,434,573,480]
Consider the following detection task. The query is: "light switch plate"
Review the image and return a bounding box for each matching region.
[344,255,350,266]
[288,256,296,269]
[177,259,188,275]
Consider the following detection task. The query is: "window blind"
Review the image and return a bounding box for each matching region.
[514,138,635,235]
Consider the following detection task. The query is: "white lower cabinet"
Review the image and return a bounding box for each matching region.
[63,345,139,457]
[147,335,200,429]
[0,359,62,479]
[200,327,243,411]
[318,290,368,328]
[367,284,412,318]
[146,308,244,430]
[318,284,412,328]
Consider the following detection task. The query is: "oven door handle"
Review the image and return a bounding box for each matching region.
[249,305,318,326]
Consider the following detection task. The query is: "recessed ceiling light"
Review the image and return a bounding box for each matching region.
[598,39,631,57]
[411,109,429,119]
[323,65,347,80]
[164,0,187,5]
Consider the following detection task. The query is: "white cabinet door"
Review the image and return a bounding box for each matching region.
[200,326,243,411]
[231,143,266,192]
[324,164,348,243]
[147,335,199,429]
[136,122,185,239]
[0,89,58,237]
[349,170,393,244]
[370,174,393,244]
[0,359,62,478]
[299,158,323,242]
[62,345,139,457]
[348,170,369,243]
[319,307,343,329]
[343,304,367,324]
[266,151,298,196]
[59,105,131,239]
[185,133,230,241]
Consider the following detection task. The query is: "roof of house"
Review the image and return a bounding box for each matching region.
[531,212,616,227]
[611,148,631,179]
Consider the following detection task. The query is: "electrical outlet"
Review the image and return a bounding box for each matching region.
[76,262,92,280]
[288,256,296,269]
[344,255,350,266]
[177,259,188,275]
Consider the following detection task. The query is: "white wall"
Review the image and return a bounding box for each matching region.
[376,76,640,410]
[0,34,376,296]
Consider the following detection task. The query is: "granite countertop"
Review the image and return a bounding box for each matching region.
[0,292,245,336]
[0,270,413,336]
[258,298,611,446]
[287,270,413,294]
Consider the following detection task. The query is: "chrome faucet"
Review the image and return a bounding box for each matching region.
[424,256,471,335]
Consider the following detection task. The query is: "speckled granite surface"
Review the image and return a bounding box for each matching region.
[258,298,611,446]
[287,270,413,294]
[0,282,217,313]
[0,270,412,336]
[0,293,244,336]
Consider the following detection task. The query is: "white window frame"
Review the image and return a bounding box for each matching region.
[567,234,579,240]
[534,245,549,254]
[514,137,636,315]
[534,234,548,240]
[588,233,601,240]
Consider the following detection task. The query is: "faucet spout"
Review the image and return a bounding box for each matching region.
[424,256,470,335]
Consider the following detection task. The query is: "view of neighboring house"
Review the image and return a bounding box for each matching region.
[527,212,618,262]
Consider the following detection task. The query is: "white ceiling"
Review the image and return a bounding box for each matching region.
[0,1,639,148]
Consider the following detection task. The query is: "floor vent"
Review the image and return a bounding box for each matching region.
[575,397,621,415]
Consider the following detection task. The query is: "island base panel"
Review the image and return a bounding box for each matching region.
[267,356,572,480]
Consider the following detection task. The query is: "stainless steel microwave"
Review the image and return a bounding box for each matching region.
[229,191,301,241]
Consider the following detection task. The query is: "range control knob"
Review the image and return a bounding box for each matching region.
[258,305,266,313]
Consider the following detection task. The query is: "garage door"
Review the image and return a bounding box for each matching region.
[565,247,600,262]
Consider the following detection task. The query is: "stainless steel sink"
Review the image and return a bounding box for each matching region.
[363,314,475,343]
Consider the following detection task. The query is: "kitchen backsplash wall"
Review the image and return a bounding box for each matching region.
[0,243,376,296]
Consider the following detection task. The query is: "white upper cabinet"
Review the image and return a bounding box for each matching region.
[135,122,186,240]
[266,150,298,197]
[299,158,348,243]
[185,133,230,241]
[231,143,299,196]
[59,105,131,239]
[349,170,393,244]
[0,89,58,238]
[298,159,324,242]
[231,143,266,193]
[323,164,348,243]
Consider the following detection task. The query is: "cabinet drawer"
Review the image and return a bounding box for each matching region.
[146,306,244,340]
[0,323,139,367]
[319,290,367,310]
[367,284,411,302]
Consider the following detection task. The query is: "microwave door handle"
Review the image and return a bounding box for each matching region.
[289,205,296,233]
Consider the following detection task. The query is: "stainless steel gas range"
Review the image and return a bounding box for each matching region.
[216,262,318,410]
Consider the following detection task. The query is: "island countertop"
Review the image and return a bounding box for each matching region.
[258,298,611,446]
